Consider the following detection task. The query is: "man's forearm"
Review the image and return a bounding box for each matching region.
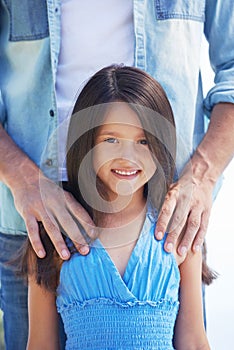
[190,103,234,185]
[0,124,41,191]
[0,123,92,258]
[155,102,234,254]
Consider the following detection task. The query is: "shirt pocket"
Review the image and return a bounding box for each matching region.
[3,0,49,41]
[155,0,205,22]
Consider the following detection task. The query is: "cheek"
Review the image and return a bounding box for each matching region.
[92,144,113,174]
[147,160,157,179]
[142,152,157,180]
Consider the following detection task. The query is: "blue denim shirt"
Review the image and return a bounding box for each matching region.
[0,0,234,235]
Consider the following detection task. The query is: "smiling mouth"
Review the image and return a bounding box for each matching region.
[112,169,140,176]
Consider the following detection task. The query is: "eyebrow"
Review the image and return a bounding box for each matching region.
[97,130,117,136]
[97,128,146,136]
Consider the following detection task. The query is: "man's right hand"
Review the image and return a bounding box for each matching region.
[13,172,96,259]
[0,124,96,259]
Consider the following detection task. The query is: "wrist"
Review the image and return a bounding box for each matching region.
[184,149,218,188]
[0,125,43,190]
[193,103,234,184]
[3,152,42,193]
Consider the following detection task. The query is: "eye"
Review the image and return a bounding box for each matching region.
[104,137,119,144]
[138,139,148,145]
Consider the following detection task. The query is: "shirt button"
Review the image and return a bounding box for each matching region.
[45,159,53,166]
[49,109,54,117]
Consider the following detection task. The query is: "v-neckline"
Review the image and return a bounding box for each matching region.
[93,237,139,300]
[91,202,157,300]
[96,235,141,280]
[93,211,152,295]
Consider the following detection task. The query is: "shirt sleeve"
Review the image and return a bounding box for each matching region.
[203,0,234,116]
[0,90,6,125]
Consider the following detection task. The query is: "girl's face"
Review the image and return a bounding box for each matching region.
[93,102,157,201]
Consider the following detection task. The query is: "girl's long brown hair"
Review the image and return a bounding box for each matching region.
[15,65,216,292]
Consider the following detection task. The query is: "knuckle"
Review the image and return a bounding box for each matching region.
[189,218,200,230]
[199,222,208,234]
[43,220,59,234]
[181,192,190,202]
[182,237,192,246]
[173,214,182,226]
[73,238,87,248]
[54,239,67,249]
[25,218,38,234]
[26,223,37,236]
[165,192,174,202]
[181,228,196,245]
[161,205,171,217]
[196,235,204,245]
[68,228,86,244]
[69,202,84,218]
[21,205,31,217]
[68,230,82,242]
[168,184,179,196]
[169,222,182,234]
[157,221,167,232]
[64,190,74,203]
[28,234,39,246]
[73,239,84,247]
[164,194,171,202]
[167,231,178,241]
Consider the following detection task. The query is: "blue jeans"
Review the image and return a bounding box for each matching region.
[0,233,28,350]
[0,233,66,350]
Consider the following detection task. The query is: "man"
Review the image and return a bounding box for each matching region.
[0,1,234,349]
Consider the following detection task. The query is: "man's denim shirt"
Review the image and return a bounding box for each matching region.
[0,0,234,235]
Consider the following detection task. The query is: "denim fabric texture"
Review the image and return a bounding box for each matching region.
[2,0,49,41]
[155,0,205,21]
[0,232,67,350]
[0,1,231,348]
[0,233,28,350]
[1,0,234,236]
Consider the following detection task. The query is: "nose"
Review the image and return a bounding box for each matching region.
[118,139,138,162]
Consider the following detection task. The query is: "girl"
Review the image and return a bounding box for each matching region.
[21,65,215,349]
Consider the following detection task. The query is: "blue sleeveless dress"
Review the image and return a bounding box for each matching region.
[56,206,180,349]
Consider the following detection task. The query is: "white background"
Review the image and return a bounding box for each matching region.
[201,38,234,349]
[206,161,234,349]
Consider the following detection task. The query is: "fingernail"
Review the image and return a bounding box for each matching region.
[166,243,173,252]
[61,249,69,259]
[157,231,163,240]
[195,245,200,252]
[180,246,187,256]
[80,246,89,255]
[38,250,45,258]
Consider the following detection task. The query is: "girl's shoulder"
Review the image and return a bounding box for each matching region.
[173,226,196,266]
[146,201,185,267]
[173,246,194,266]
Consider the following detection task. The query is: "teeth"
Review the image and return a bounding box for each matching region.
[114,169,138,176]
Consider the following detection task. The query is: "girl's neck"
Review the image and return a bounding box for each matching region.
[99,190,146,228]
[97,192,147,249]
